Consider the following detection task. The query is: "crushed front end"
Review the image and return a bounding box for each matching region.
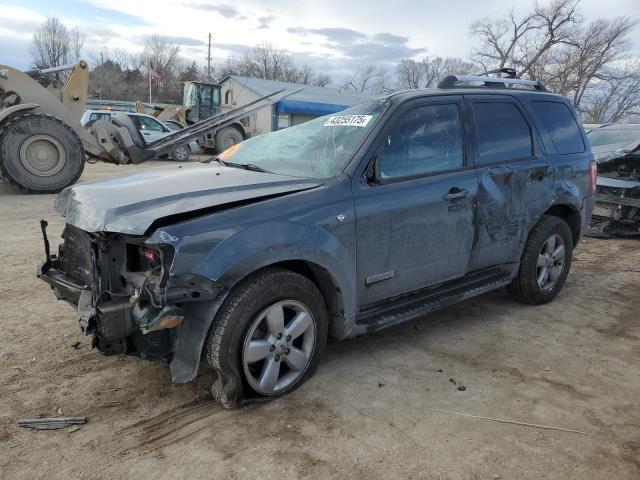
[37,221,220,368]
[590,154,640,237]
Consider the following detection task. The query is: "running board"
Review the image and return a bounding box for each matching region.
[354,268,513,333]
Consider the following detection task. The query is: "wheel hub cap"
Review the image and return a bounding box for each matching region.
[536,234,565,291]
[19,135,66,176]
[242,300,316,395]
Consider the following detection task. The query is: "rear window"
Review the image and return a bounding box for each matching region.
[473,102,533,164]
[531,101,585,154]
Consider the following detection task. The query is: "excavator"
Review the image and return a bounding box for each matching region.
[0,61,293,194]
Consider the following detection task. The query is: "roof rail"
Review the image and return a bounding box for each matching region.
[438,75,548,92]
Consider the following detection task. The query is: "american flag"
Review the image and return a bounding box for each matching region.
[149,67,161,86]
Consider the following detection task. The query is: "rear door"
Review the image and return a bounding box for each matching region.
[465,95,554,272]
[353,96,478,306]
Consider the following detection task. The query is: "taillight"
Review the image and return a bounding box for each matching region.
[589,160,598,193]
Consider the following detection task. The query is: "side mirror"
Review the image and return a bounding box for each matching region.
[366,154,381,185]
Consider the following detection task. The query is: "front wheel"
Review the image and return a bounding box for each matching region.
[205,268,328,407]
[170,144,190,162]
[508,215,574,305]
[0,113,85,193]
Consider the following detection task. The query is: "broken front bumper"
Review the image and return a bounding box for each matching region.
[37,220,220,365]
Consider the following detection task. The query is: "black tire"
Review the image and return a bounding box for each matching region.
[508,215,574,305]
[205,268,329,408]
[214,126,243,153]
[0,113,85,193]
[170,144,190,162]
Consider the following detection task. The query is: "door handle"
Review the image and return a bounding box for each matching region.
[443,188,468,201]
[143,132,151,136]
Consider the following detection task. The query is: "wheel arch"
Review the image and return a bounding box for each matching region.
[542,203,581,246]
[248,260,346,339]
[0,103,39,124]
[228,121,247,139]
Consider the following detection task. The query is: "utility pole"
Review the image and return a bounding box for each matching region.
[207,33,212,80]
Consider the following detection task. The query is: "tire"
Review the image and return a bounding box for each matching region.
[170,144,190,162]
[508,215,574,305]
[214,126,243,153]
[205,268,328,408]
[0,113,85,193]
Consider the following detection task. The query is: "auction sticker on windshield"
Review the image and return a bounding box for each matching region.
[324,115,373,127]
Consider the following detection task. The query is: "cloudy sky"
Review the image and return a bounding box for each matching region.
[0,0,638,81]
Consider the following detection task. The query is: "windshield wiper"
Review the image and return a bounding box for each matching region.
[225,162,273,173]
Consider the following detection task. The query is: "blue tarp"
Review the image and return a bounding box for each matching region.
[276,99,350,116]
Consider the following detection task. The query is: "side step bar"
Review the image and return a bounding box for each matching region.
[354,268,513,333]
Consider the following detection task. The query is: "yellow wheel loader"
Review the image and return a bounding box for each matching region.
[0,61,106,193]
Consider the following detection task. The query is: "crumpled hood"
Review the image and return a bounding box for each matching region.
[592,140,640,163]
[55,163,321,235]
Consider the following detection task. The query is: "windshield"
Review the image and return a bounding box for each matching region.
[217,101,386,179]
[587,128,640,147]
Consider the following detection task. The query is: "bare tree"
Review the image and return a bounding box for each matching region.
[141,35,180,79]
[219,43,332,86]
[396,56,475,89]
[69,27,86,63]
[396,59,423,89]
[30,17,71,68]
[469,0,640,121]
[342,65,378,93]
[471,0,580,76]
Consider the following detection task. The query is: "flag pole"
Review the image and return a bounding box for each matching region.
[148,60,152,103]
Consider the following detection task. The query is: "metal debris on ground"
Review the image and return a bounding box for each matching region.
[17,416,87,430]
[433,409,592,436]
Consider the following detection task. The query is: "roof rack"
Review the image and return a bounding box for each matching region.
[438,75,548,92]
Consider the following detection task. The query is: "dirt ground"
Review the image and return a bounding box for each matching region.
[1,160,639,480]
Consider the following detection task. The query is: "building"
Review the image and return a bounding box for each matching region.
[218,75,373,136]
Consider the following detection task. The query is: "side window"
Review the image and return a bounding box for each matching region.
[135,116,165,132]
[473,102,533,164]
[378,104,464,180]
[531,101,585,154]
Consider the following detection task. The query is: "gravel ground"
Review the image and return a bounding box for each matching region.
[1,160,639,480]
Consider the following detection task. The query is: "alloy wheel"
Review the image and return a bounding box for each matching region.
[242,300,316,395]
[536,233,565,291]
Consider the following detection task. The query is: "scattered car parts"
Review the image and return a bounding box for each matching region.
[587,124,640,237]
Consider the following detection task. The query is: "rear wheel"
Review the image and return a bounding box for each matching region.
[205,268,328,407]
[0,113,85,193]
[508,215,574,305]
[214,126,243,153]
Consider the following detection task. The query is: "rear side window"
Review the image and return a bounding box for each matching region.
[473,102,533,165]
[531,101,585,154]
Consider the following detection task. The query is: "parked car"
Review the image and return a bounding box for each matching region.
[587,124,640,236]
[80,110,199,161]
[39,75,595,408]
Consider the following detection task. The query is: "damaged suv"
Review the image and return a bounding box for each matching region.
[587,124,640,236]
[39,74,595,408]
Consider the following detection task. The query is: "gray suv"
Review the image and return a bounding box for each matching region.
[38,75,595,408]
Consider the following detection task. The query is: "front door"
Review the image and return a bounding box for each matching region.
[353,99,478,306]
